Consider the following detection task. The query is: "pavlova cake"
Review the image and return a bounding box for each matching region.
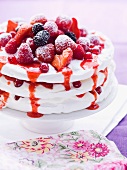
[0,14,116,117]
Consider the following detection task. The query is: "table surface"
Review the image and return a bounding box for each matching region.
[0,0,127,157]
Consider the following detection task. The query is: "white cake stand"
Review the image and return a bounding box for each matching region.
[1,80,118,135]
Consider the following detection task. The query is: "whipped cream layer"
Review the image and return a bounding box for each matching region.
[0,62,115,99]
[5,73,116,114]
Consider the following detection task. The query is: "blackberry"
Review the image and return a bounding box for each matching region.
[65,31,77,42]
[32,23,44,35]
[33,30,50,46]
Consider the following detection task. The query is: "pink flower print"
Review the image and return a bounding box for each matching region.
[20,137,53,154]
[94,160,127,170]
[73,140,90,151]
[70,151,91,162]
[88,143,109,158]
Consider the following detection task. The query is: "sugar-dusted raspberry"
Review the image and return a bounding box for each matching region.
[55,35,76,54]
[52,48,73,71]
[30,14,47,25]
[0,33,12,47]
[35,43,55,63]
[77,37,90,52]
[5,39,18,54]
[90,36,100,45]
[73,44,85,60]
[17,43,34,64]
[26,38,37,52]
[33,30,50,47]
[57,30,64,36]
[32,23,44,35]
[55,16,72,31]
[39,63,49,73]
[44,21,58,37]
[80,28,88,37]
[8,55,18,64]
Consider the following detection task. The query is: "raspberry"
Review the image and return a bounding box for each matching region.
[8,55,18,64]
[52,48,73,71]
[26,38,37,52]
[17,43,34,64]
[80,28,88,37]
[90,36,100,45]
[72,81,82,88]
[55,35,76,54]
[5,39,18,54]
[39,63,49,73]
[65,31,77,42]
[77,37,90,52]
[44,21,58,37]
[0,33,12,47]
[30,14,47,25]
[33,30,50,47]
[35,43,55,63]
[55,16,72,31]
[14,79,24,87]
[32,23,44,35]
[95,86,102,94]
[73,44,85,60]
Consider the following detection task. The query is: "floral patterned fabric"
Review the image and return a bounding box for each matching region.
[0,130,127,170]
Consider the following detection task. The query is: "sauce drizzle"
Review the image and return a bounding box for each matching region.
[100,68,108,86]
[86,91,99,110]
[62,67,73,91]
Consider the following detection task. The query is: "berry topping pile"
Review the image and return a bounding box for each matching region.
[0,14,105,73]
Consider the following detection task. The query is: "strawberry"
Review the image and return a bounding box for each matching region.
[14,24,33,46]
[6,20,18,33]
[70,18,80,39]
[52,48,73,71]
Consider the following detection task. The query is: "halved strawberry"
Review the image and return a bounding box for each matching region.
[70,18,80,39]
[52,48,73,71]
[14,24,33,46]
[6,20,18,33]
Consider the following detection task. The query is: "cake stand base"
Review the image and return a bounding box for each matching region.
[21,119,74,134]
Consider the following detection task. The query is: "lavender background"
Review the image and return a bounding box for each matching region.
[0,0,127,157]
